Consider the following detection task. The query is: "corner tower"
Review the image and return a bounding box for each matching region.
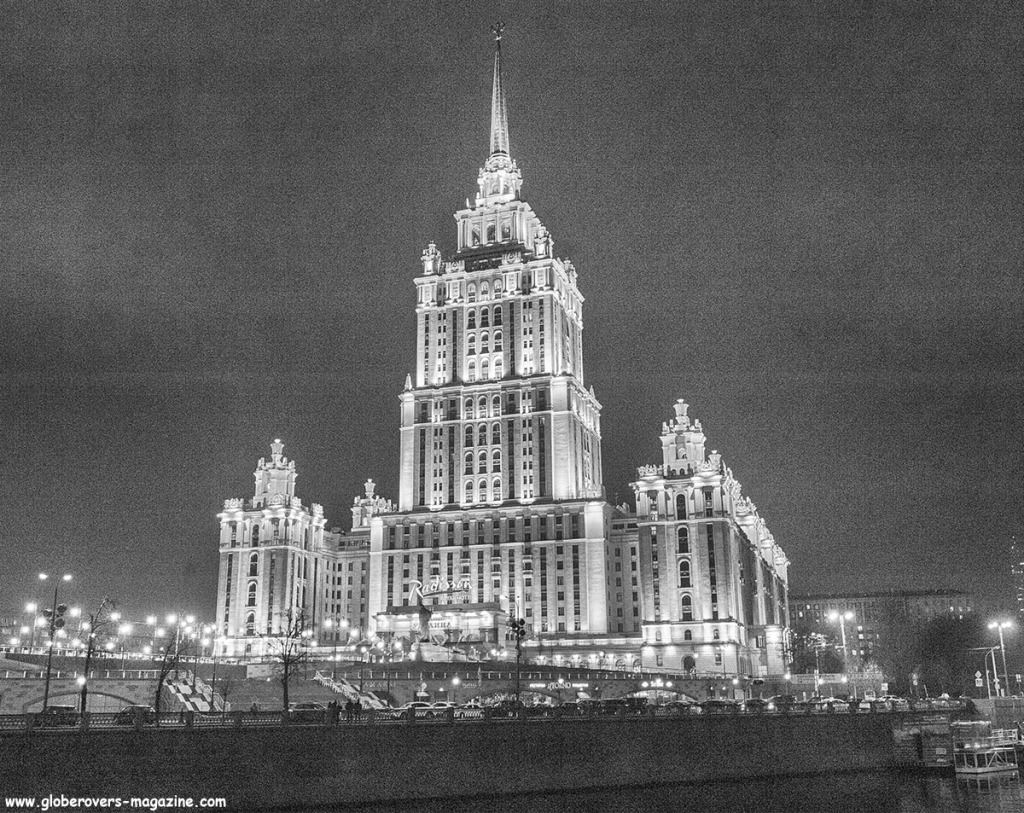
[399,24,603,511]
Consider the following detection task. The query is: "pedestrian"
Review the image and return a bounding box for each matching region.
[354,699,363,721]
[250,701,259,715]
[345,699,354,723]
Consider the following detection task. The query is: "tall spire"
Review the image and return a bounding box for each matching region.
[489,22,510,159]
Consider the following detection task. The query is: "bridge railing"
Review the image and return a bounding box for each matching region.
[0,697,970,735]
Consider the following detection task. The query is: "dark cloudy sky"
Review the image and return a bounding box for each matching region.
[3,1,1022,620]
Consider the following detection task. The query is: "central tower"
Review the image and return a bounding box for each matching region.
[398,25,603,512]
[370,28,611,650]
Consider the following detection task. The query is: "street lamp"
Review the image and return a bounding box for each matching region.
[452,676,460,704]
[988,621,1012,698]
[39,573,72,712]
[827,611,854,671]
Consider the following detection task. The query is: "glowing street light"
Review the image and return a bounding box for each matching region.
[988,621,1013,698]
[827,611,854,671]
[39,572,72,711]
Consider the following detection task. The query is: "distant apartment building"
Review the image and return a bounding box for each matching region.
[789,589,974,661]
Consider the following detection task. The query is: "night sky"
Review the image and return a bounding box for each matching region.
[4,2,1022,621]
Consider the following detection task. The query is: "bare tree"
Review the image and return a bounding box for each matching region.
[214,674,236,713]
[79,597,117,713]
[153,631,194,718]
[261,609,312,712]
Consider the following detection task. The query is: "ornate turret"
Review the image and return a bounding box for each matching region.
[253,438,297,507]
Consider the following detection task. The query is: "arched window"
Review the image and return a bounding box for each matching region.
[467,361,476,382]
[477,425,487,445]
[677,527,689,554]
[247,582,257,607]
[494,306,503,326]
[493,358,503,379]
[467,283,477,302]
[492,478,501,499]
[480,332,489,353]
[464,453,474,475]
[491,423,501,444]
[245,613,256,636]
[655,630,663,642]
[251,525,260,545]
[465,398,474,418]
[491,450,501,472]
[478,478,488,501]
[486,224,496,243]
[471,228,480,247]
[491,395,501,416]
[248,553,258,577]
[480,282,490,300]
[676,494,687,520]
[481,308,490,328]
[713,628,721,640]
[680,594,693,621]
[481,360,489,379]
[478,396,487,414]
[494,279,503,294]
[467,309,476,329]
[683,630,693,641]
[683,655,696,672]
[478,451,488,474]
[465,481,474,503]
[678,560,691,588]
[493,330,503,351]
[464,426,474,447]
[467,335,476,355]
[502,221,511,240]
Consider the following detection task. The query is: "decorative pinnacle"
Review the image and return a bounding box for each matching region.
[492,22,504,42]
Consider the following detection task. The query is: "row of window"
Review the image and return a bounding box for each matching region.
[466,307,503,328]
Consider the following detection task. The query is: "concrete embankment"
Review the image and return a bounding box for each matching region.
[1,714,902,809]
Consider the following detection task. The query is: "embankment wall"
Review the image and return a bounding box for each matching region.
[0,714,901,809]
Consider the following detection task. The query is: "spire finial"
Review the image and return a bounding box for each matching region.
[489,22,510,158]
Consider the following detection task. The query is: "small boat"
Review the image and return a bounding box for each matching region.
[951,721,1020,775]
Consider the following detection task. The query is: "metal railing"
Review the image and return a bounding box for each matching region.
[0,697,968,735]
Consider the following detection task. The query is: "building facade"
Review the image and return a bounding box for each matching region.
[213,30,790,675]
[789,589,975,662]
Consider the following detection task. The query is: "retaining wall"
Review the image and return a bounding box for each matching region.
[0,714,901,809]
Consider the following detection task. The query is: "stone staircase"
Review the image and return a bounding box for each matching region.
[313,671,386,709]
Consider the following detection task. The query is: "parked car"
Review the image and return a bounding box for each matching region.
[664,699,701,714]
[741,698,771,713]
[427,702,457,717]
[454,701,485,719]
[490,699,526,718]
[395,701,433,720]
[36,705,78,727]
[558,701,585,716]
[766,694,797,710]
[288,702,327,722]
[113,705,157,726]
[700,699,738,714]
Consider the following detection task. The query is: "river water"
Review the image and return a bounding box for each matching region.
[336,769,1024,813]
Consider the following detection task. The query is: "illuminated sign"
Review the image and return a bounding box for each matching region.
[409,578,472,601]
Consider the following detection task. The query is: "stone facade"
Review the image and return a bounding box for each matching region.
[213,32,790,674]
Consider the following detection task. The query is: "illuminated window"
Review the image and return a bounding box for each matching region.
[246,583,257,607]
[491,450,501,472]
[678,560,691,588]
[467,361,476,382]
[478,452,488,474]
[465,482,474,503]
[680,595,693,621]
[464,398,474,418]
[467,336,476,355]
[493,330,503,351]
[493,358,503,378]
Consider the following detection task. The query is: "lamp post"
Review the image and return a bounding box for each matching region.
[40,573,72,712]
[988,621,1012,698]
[451,676,460,704]
[323,617,348,680]
[359,645,368,692]
[827,610,854,671]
